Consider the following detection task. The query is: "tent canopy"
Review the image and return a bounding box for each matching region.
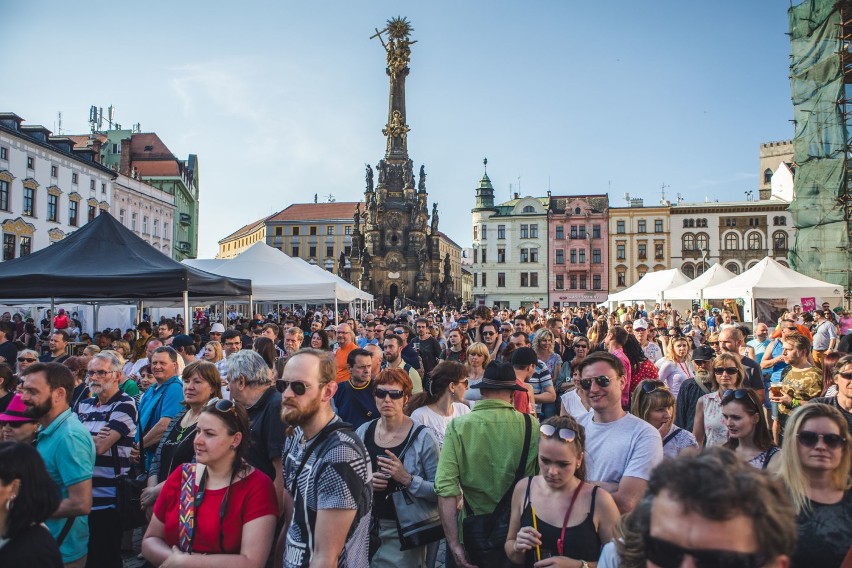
[701,257,844,300]
[606,268,691,304]
[0,213,251,301]
[663,263,736,301]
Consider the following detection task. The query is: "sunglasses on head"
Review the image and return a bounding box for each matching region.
[213,399,236,413]
[276,380,311,396]
[714,367,739,376]
[540,423,577,442]
[722,389,758,407]
[644,534,767,568]
[578,375,612,390]
[798,430,846,449]
[641,381,668,394]
[375,388,405,400]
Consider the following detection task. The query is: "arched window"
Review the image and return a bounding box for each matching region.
[523,205,535,213]
[725,233,739,250]
[696,262,706,276]
[764,168,773,184]
[696,233,709,252]
[683,264,695,278]
[683,234,695,251]
[725,262,741,274]
[688,219,695,228]
[699,218,708,228]
[775,216,786,226]
[683,219,689,228]
[574,207,581,214]
[773,231,788,252]
[747,233,762,250]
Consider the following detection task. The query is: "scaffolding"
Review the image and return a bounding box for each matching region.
[788,0,852,301]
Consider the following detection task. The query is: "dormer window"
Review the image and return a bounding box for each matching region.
[523,205,535,213]
[574,207,581,214]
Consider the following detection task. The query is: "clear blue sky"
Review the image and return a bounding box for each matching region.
[2,1,793,257]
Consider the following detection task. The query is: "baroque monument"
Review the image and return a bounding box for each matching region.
[348,17,452,307]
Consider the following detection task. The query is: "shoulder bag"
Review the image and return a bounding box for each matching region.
[391,425,444,550]
[462,411,532,568]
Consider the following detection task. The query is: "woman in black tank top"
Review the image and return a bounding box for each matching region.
[505,415,621,567]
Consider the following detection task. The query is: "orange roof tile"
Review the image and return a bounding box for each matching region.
[134,161,180,177]
[267,202,362,222]
[130,133,175,160]
[219,215,273,243]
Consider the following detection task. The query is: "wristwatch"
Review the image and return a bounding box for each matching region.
[579,561,589,568]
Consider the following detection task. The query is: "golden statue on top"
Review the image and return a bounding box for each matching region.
[371,17,417,78]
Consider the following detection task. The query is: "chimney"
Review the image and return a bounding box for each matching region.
[90,137,102,163]
[514,192,519,199]
[119,138,131,176]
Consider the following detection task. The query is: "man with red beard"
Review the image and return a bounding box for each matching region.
[276,349,372,568]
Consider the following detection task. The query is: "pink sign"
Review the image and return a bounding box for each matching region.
[801,297,816,312]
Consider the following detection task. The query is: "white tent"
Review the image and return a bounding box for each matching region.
[606,268,691,305]
[663,263,737,301]
[701,257,844,302]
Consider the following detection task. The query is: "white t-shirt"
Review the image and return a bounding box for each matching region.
[560,390,592,420]
[578,412,663,485]
[410,403,470,448]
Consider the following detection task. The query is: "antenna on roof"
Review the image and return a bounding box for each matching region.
[660,182,670,204]
[56,111,62,135]
[88,105,98,134]
[107,105,115,129]
[326,194,336,203]
[676,192,684,203]
[623,192,631,205]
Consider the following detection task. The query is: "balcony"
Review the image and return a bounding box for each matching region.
[179,213,192,226]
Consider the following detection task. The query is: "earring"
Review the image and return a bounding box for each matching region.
[6,495,15,511]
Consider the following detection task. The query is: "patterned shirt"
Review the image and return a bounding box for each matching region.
[778,366,823,416]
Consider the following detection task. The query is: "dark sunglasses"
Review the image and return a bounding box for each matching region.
[713,367,739,376]
[0,420,34,429]
[578,375,612,390]
[481,331,496,336]
[836,371,852,381]
[574,343,589,349]
[709,342,719,346]
[276,380,310,396]
[540,424,577,442]
[17,357,37,363]
[641,381,668,394]
[645,534,766,568]
[375,389,405,400]
[393,330,405,335]
[722,389,758,407]
[798,430,846,449]
[213,399,236,413]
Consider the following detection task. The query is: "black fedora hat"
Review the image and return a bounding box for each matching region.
[470,361,527,392]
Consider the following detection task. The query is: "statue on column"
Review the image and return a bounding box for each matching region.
[431,203,439,233]
[418,246,428,276]
[377,159,387,186]
[365,165,374,193]
[337,251,346,278]
[353,203,361,231]
[368,193,377,225]
[443,253,451,281]
[403,159,414,187]
[418,165,426,192]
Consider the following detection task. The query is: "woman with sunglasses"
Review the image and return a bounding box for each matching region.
[630,380,697,458]
[693,353,745,448]
[14,349,38,381]
[654,335,693,399]
[505,415,620,568]
[555,337,591,396]
[559,364,592,420]
[356,368,440,568]
[778,403,852,568]
[721,389,780,473]
[0,393,39,444]
[143,399,278,567]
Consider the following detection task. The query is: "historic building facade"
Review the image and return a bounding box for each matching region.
[111,173,175,255]
[217,216,268,259]
[759,140,793,200]
[608,203,671,292]
[547,195,610,306]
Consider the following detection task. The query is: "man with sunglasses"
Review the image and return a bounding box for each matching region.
[645,447,796,568]
[575,351,663,514]
[674,345,716,432]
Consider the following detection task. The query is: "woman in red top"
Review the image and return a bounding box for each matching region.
[622,335,659,406]
[142,400,278,567]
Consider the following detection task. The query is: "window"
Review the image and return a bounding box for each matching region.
[593,274,601,290]
[274,227,283,236]
[309,226,317,236]
[101,183,106,194]
[474,273,478,287]
[683,264,695,278]
[90,180,95,190]
[344,246,351,256]
[655,243,664,259]
[19,236,30,257]
[50,165,58,178]
[498,248,506,263]
[23,187,34,216]
[570,249,577,264]
[592,225,601,239]
[523,205,535,213]
[575,207,581,214]
[71,173,78,185]
[774,216,787,226]
[481,225,487,240]
[88,205,96,222]
[617,271,626,287]
[725,218,737,227]
[655,219,663,233]
[473,249,478,263]
[748,217,760,227]
[0,147,6,160]
[529,249,538,263]
[309,246,317,258]
[292,226,300,236]
[569,275,577,289]
[292,246,300,257]
[578,249,586,263]
[0,181,8,211]
[638,243,647,259]
[520,248,529,263]
[131,212,137,231]
[617,243,625,260]
[69,201,79,226]
[482,272,487,286]
[520,224,528,239]
[482,249,487,263]
[555,249,564,264]
[726,262,741,275]
[497,225,506,239]
[774,232,788,251]
[683,234,695,251]
[638,268,647,279]
[556,275,564,289]
[578,226,586,239]
[592,249,601,264]
[747,233,762,250]
[26,156,34,170]
[696,233,709,251]
[345,226,352,235]
[530,224,538,238]
[698,219,708,228]
[764,168,773,184]
[143,216,149,234]
[327,226,334,235]
[118,208,125,225]
[616,220,625,234]
[47,194,58,222]
[683,219,690,228]
[570,225,578,239]
[153,219,159,237]
[579,275,587,290]
[555,226,564,239]
[688,219,695,228]
[3,234,14,260]
[530,272,538,287]
[638,220,646,233]
[498,272,506,287]
[725,233,739,250]
[327,246,334,257]
[163,222,168,237]
[521,273,529,287]
[473,226,478,240]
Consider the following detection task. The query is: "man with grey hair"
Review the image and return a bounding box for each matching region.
[226,349,286,509]
[75,351,137,568]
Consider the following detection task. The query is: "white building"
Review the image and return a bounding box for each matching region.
[0,113,115,260]
[471,169,549,309]
[112,173,175,255]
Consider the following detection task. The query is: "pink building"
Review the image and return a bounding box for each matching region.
[547,195,610,307]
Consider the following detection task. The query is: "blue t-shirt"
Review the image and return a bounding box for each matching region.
[137,376,183,469]
[747,338,771,365]
[36,408,96,563]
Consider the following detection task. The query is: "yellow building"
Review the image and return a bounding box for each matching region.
[608,203,671,292]
[216,216,269,258]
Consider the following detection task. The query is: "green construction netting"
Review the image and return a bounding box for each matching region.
[788,0,851,288]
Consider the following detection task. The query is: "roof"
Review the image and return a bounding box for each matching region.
[267,202,362,223]
[0,121,116,178]
[549,194,609,214]
[133,160,180,177]
[671,199,791,209]
[129,133,176,161]
[436,230,462,249]
[219,215,273,243]
[68,134,108,150]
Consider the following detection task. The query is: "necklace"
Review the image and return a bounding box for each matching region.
[376,420,409,446]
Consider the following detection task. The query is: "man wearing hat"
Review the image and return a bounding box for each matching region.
[675,344,716,432]
[435,361,538,568]
[171,334,197,367]
[632,318,662,363]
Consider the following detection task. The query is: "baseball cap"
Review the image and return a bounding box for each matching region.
[458,317,469,324]
[171,334,194,349]
[692,345,716,361]
[511,347,539,367]
[210,323,225,333]
[633,318,649,331]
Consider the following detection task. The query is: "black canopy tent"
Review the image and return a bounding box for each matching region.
[0,213,251,325]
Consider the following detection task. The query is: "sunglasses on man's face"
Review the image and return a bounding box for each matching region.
[644,534,767,568]
[797,430,847,449]
[375,389,405,400]
[276,380,312,396]
[578,375,612,390]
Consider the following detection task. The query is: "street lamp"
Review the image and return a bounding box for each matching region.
[699,246,708,309]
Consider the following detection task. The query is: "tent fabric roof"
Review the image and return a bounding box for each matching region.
[663,263,737,301]
[701,257,844,300]
[606,269,691,303]
[0,213,251,300]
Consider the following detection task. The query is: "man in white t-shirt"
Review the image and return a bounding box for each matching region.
[576,351,663,513]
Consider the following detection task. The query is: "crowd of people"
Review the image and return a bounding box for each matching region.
[0,299,849,568]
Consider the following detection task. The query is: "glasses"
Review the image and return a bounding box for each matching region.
[713,367,739,376]
[457,379,469,386]
[17,357,36,363]
[375,389,405,400]
[0,420,33,429]
[784,326,798,331]
[644,534,766,568]
[213,399,236,413]
[722,389,758,408]
[836,371,852,381]
[276,380,311,396]
[540,424,577,442]
[85,370,114,378]
[481,331,496,336]
[641,381,668,394]
[574,344,589,349]
[578,375,612,390]
[393,330,405,335]
[798,431,847,449]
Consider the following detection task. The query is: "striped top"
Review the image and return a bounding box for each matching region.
[76,391,138,510]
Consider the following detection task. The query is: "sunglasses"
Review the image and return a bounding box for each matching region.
[375,389,405,400]
[574,343,589,349]
[797,430,847,449]
[394,330,405,335]
[276,380,311,396]
[578,375,612,390]
[481,331,496,336]
[540,424,577,442]
[722,389,758,407]
[17,357,36,363]
[644,534,766,568]
[0,420,34,429]
[641,381,668,394]
[213,399,236,413]
[837,371,852,381]
[709,342,719,346]
[713,367,739,376]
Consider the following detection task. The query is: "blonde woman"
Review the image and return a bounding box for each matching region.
[462,342,490,407]
[533,329,561,418]
[111,339,134,376]
[693,352,745,448]
[655,336,694,398]
[630,379,698,458]
[202,340,224,363]
[778,403,852,568]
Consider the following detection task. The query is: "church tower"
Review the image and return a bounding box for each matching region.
[349,18,445,308]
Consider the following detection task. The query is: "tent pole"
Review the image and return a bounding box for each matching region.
[93,303,99,333]
[50,297,55,328]
[335,297,339,325]
[138,300,144,325]
[249,295,254,319]
[183,291,190,333]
